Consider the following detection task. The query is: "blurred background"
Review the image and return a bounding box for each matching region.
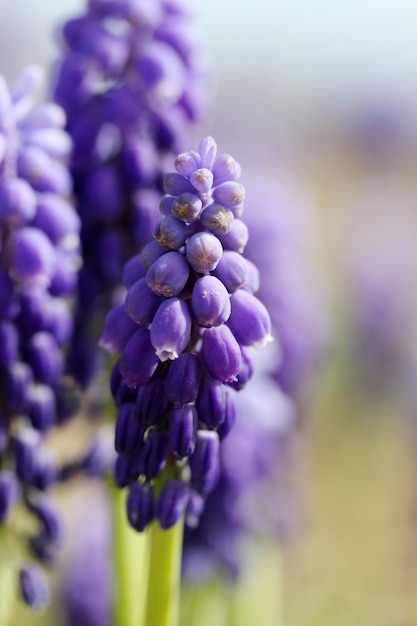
[2,1,417,624]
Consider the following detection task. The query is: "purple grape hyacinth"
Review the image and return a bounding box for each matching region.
[53,0,211,389]
[100,137,273,531]
[0,67,81,606]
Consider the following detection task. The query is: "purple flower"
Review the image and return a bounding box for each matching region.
[0,68,80,607]
[101,137,273,532]
[53,0,210,389]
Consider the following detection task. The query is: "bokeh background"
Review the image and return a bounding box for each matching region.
[2,1,417,624]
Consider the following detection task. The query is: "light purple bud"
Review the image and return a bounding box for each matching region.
[0,321,18,366]
[19,564,50,610]
[172,193,202,223]
[135,378,169,428]
[154,215,188,250]
[0,178,37,224]
[47,298,74,346]
[212,250,248,293]
[198,136,217,169]
[26,332,63,386]
[99,304,138,356]
[11,227,56,287]
[138,430,169,480]
[119,328,159,388]
[23,127,72,160]
[146,251,190,298]
[201,325,241,383]
[32,193,80,249]
[123,253,146,288]
[126,277,163,326]
[141,240,166,270]
[165,352,201,406]
[212,181,245,212]
[228,290,273,348]
[200,203,233,236]
[163,172,195,195]
[48,250,78,297]
[19,286,52,336]
[122,136,158,187]
[150,298,191,361]
[19,103,66,131]
[159,194,177,216]
[217,218,249,253]
[5,362,33,414]
[186,232,223,273]
[156,479,189,530]
[0,470,20,523]
[17,146,71,195]
[127,482,155,532]
[191,275,231,328]
[14,427,41,482]
[169,406,197,458]
[174,151,200,177]
[136,40,185,97]
[190,168,213,194]
[28,384,56,432]
[189,430,220,494]
[212,153,241,185]
[115,403,144,457]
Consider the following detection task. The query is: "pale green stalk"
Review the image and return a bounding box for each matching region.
[0,529,15,626]
[144,517,184,626]
[112,485,150,626]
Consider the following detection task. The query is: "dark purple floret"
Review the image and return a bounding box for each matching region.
[156,479,189,530]
[127,482,155,532]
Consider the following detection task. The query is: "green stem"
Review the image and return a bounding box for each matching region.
[144,517,184,626]
[112,485,150,626]
[0,529,15,626]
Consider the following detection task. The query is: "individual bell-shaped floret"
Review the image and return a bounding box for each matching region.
[119,328,159,388]
[185,231,223,273]
[157,480,190,530]
[165,352,201,407]
[150,297,191,361]
[201,325,241,383]
[146,250,190,297]
[169,406,197,458]
[189,431,220,495]
[127,482,155,532]
[227,289,273,348]
[191,275,231,328]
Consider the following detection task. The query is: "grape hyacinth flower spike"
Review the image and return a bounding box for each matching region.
[0,67,81,611]
[100,136,273,534]
[53,0,211,389]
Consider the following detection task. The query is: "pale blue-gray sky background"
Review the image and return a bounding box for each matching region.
[1,0,417,117]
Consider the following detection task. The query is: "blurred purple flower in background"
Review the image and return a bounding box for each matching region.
[52,0,211,388]
[0,66,81,607]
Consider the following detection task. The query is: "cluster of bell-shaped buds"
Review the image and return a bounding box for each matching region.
[100,136,273,531]
[53,0,211,388]
[0,67,81,609]
[183,355,294,580]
